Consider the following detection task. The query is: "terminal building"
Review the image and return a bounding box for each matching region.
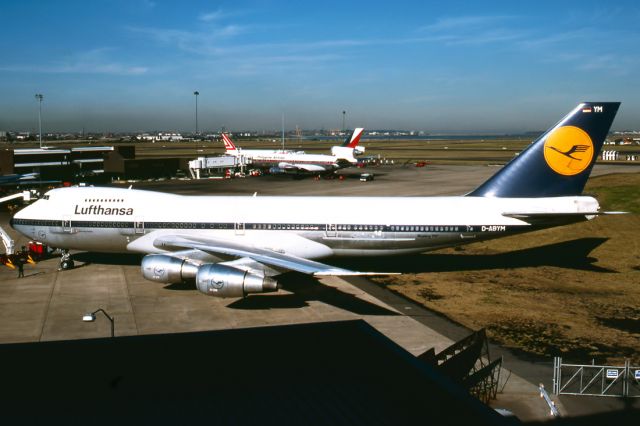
[0,146,192,183]
[0,146,114,181]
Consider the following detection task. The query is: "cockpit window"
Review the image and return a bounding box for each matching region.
[43,195,50,200]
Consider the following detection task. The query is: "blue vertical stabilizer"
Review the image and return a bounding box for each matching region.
[469,102,620,198]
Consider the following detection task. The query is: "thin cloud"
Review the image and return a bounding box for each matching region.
[418,15,527,46]
[421,15,515,32]
[199,10,224,22]
[0,48,148,76]
[553,52,636,75]
[128,25,246,56]
[199,8,252,22]
[128,13,632,80]
[517,29,586,49]
[203,53,342,77]
[0,63,147,76]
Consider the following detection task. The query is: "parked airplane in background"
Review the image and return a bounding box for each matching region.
[332,128,366,156]
[222,128,365,175]
[11,102,620,299]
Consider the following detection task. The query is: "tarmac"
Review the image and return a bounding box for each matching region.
[1,163,638,422]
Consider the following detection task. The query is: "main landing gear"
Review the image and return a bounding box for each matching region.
[59,250,75,270]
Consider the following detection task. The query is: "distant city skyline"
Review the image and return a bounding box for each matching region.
[1,1,640,133]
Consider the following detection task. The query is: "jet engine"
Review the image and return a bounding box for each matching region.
[141,254,200,283]
[195,263,278,298]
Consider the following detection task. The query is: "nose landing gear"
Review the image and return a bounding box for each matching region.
[59,250,74,270]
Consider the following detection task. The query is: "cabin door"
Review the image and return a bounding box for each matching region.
[134,218,145,234]
[325,223,337,237]
[62,216,72,233]
[235,222,245,235]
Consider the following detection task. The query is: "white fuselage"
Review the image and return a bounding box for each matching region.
[11,186,600,259]
[228,148,354,171]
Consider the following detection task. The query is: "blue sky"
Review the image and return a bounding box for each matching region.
[1,0,640,133]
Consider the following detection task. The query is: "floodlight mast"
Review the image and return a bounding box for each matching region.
[194,91,199,135]
[281,113,285,151]
[35,94,43,148]
[342,110,346,132]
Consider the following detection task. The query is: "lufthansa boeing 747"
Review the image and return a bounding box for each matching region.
[10,102,620,298]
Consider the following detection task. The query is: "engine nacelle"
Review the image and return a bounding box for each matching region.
[141,254,200,283]
[196,264,278,298]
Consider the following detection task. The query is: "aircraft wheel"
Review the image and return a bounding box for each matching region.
[60,259,75,270]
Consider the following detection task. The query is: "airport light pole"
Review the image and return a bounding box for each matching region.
[193,91,199,136]
[82,308,115,338]
[342,110,346,133]
[35,94,43,148]
[281,113,285,151]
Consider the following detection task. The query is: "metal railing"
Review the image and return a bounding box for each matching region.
[539,384,560,417]
[553,357,640,398]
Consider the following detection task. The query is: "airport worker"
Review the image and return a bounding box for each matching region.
[16,256,24,278]
[16,247,28,278]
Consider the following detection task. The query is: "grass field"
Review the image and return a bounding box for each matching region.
[24,137,640,166]
[372,173,640,364]
[129,137,639,165]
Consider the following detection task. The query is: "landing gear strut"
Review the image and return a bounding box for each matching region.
[59,250,74,270]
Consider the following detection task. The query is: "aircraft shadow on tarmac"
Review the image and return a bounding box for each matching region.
[227,272,400,316]
[68,238,610,313]
[332,237,615,274]
[73,252,143,266]
[159,268,400,316]
[67,253,397,315]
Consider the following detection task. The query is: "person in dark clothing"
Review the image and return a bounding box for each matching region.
[16,247,28,278]
[17,260,24,278]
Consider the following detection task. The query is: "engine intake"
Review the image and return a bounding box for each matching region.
[141,254,200,283]
[196,264,278,298]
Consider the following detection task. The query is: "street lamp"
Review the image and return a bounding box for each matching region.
[35,94,43,148]
[82,308,115,338]
[193,91,199,135]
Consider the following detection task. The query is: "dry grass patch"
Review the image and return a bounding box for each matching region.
[373,173,640,363]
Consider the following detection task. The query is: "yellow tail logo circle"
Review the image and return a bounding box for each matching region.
[543,126,594,176]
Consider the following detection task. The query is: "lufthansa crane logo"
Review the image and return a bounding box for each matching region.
[211,279,224,289]
[543,126,594,176]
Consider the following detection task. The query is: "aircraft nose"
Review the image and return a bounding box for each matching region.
[9,202,31,230]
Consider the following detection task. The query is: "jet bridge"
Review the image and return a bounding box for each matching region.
[188,155,249,179]
[1,190,34,255]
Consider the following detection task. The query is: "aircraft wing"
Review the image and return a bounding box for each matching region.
[152,234,387,276]
[503,211,625,219]
[278,162,327,173]
[501,211,619,222]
